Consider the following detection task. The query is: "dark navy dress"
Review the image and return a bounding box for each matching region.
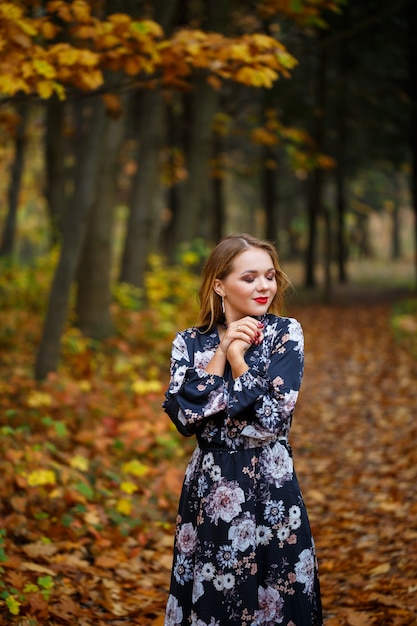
[163,314,322,626]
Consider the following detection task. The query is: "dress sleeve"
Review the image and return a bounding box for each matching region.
[227,318,304,434]
[162,331,228,437]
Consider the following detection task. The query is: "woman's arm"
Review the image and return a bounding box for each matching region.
[162,331,228,436]
[227,318,304,435]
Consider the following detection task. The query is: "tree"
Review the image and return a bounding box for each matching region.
[0,104,29,258]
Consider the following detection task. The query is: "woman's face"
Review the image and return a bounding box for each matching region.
[215,247,278,323]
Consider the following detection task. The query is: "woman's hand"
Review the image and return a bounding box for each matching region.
[221,317,264,378]
[221,317,263,353]
[206,317,264,378]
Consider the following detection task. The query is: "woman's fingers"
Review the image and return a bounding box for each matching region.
[228,317,264,345]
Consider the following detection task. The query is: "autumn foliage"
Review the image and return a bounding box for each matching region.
[0,0,301,102]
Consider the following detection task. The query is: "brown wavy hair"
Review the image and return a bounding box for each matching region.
[197,234,291,330]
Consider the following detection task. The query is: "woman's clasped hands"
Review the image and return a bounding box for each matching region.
[219,317,264,358]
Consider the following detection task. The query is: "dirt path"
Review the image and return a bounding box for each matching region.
[290,294,417,625]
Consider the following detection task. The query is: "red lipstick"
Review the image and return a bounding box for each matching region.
[254,297,268,304]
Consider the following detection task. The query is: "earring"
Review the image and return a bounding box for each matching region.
[221,296,225,315]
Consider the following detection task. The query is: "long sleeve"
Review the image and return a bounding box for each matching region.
[163,330,228,437]
[228,318,304,438]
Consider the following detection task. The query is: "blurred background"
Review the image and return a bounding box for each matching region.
[0,0,416,374]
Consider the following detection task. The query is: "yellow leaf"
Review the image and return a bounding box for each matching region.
[70,455,89,471]
[27,391,53,408]
[72,0,92,22]
[27,469,56,487]
[131,379,162,395]
[40,21,61,40]
[121,481,138,494]
[6,595,21,616]
[122,459,149,477]
[79,380,91,392]
[229,43,250,61]
[17,18,38,37]
[37,80,54,99]
[0,3,23,21]
[33,58,56,79]
[116,498,132,516]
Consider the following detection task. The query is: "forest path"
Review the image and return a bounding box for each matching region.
[289,290,417,626]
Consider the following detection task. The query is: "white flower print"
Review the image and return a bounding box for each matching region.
[213,575,224,591]
[165,594,183,626]
[290,517,302,530]
[289,505,301,519]
[258,396,279,430]
[177,522,198,556]
[191,573,204,603]
[202,452,215,471]
[259,442,293,488]
[281,389,298,415]
[210,464,222,481]
[190,613,221,626]
[277,525,291,542]
[194,349,215,370]
[197,475,208,497]
[255,585,284,625]
[223,573,235,590]
[256,525,273,546]
[228,512,256,552]
[173,554,193,585]
[184,447,202,486]
[295,548,315,595]
[204,389,227,416]
[287,318,304,359]
[201,562,216,580]
[217,545,238,568]
[264,499,285,524]
[192,576,204,603]
[170,364,187,393]
[205,480,245,525]
[172,333,190,362]
[232,377,243,392]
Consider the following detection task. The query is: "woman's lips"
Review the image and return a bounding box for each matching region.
[254,297,268,304]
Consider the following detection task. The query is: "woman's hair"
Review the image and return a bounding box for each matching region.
[197,233,291,330]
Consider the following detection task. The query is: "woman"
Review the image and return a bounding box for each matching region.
[163,234,322,626]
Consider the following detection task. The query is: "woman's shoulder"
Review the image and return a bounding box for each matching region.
[265,313,302,331]
[175,325,218,346]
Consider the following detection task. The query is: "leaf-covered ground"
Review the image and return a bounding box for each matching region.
[0,269,416,625]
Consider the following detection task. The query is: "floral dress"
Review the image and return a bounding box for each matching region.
[163,314,322,626]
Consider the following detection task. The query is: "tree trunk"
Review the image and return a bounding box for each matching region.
[391,174,401,260]
[171,77,218,251]
[35,97,106,379]
[305,44,327,289]
[323,205,332,303]
[408,1,417,291]
[0,103,29,259]
[119,0,179,283]
[76,106,126,338]
[334,44,348,284]
[264,149,278,244]
[169,0,230,254]
[119,89,165,287]
[335,161,348,283]
[45,98,66,245]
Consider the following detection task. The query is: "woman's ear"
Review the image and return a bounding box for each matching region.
[213,279,224,297]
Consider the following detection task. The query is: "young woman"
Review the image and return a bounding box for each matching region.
[163,234,322,626]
